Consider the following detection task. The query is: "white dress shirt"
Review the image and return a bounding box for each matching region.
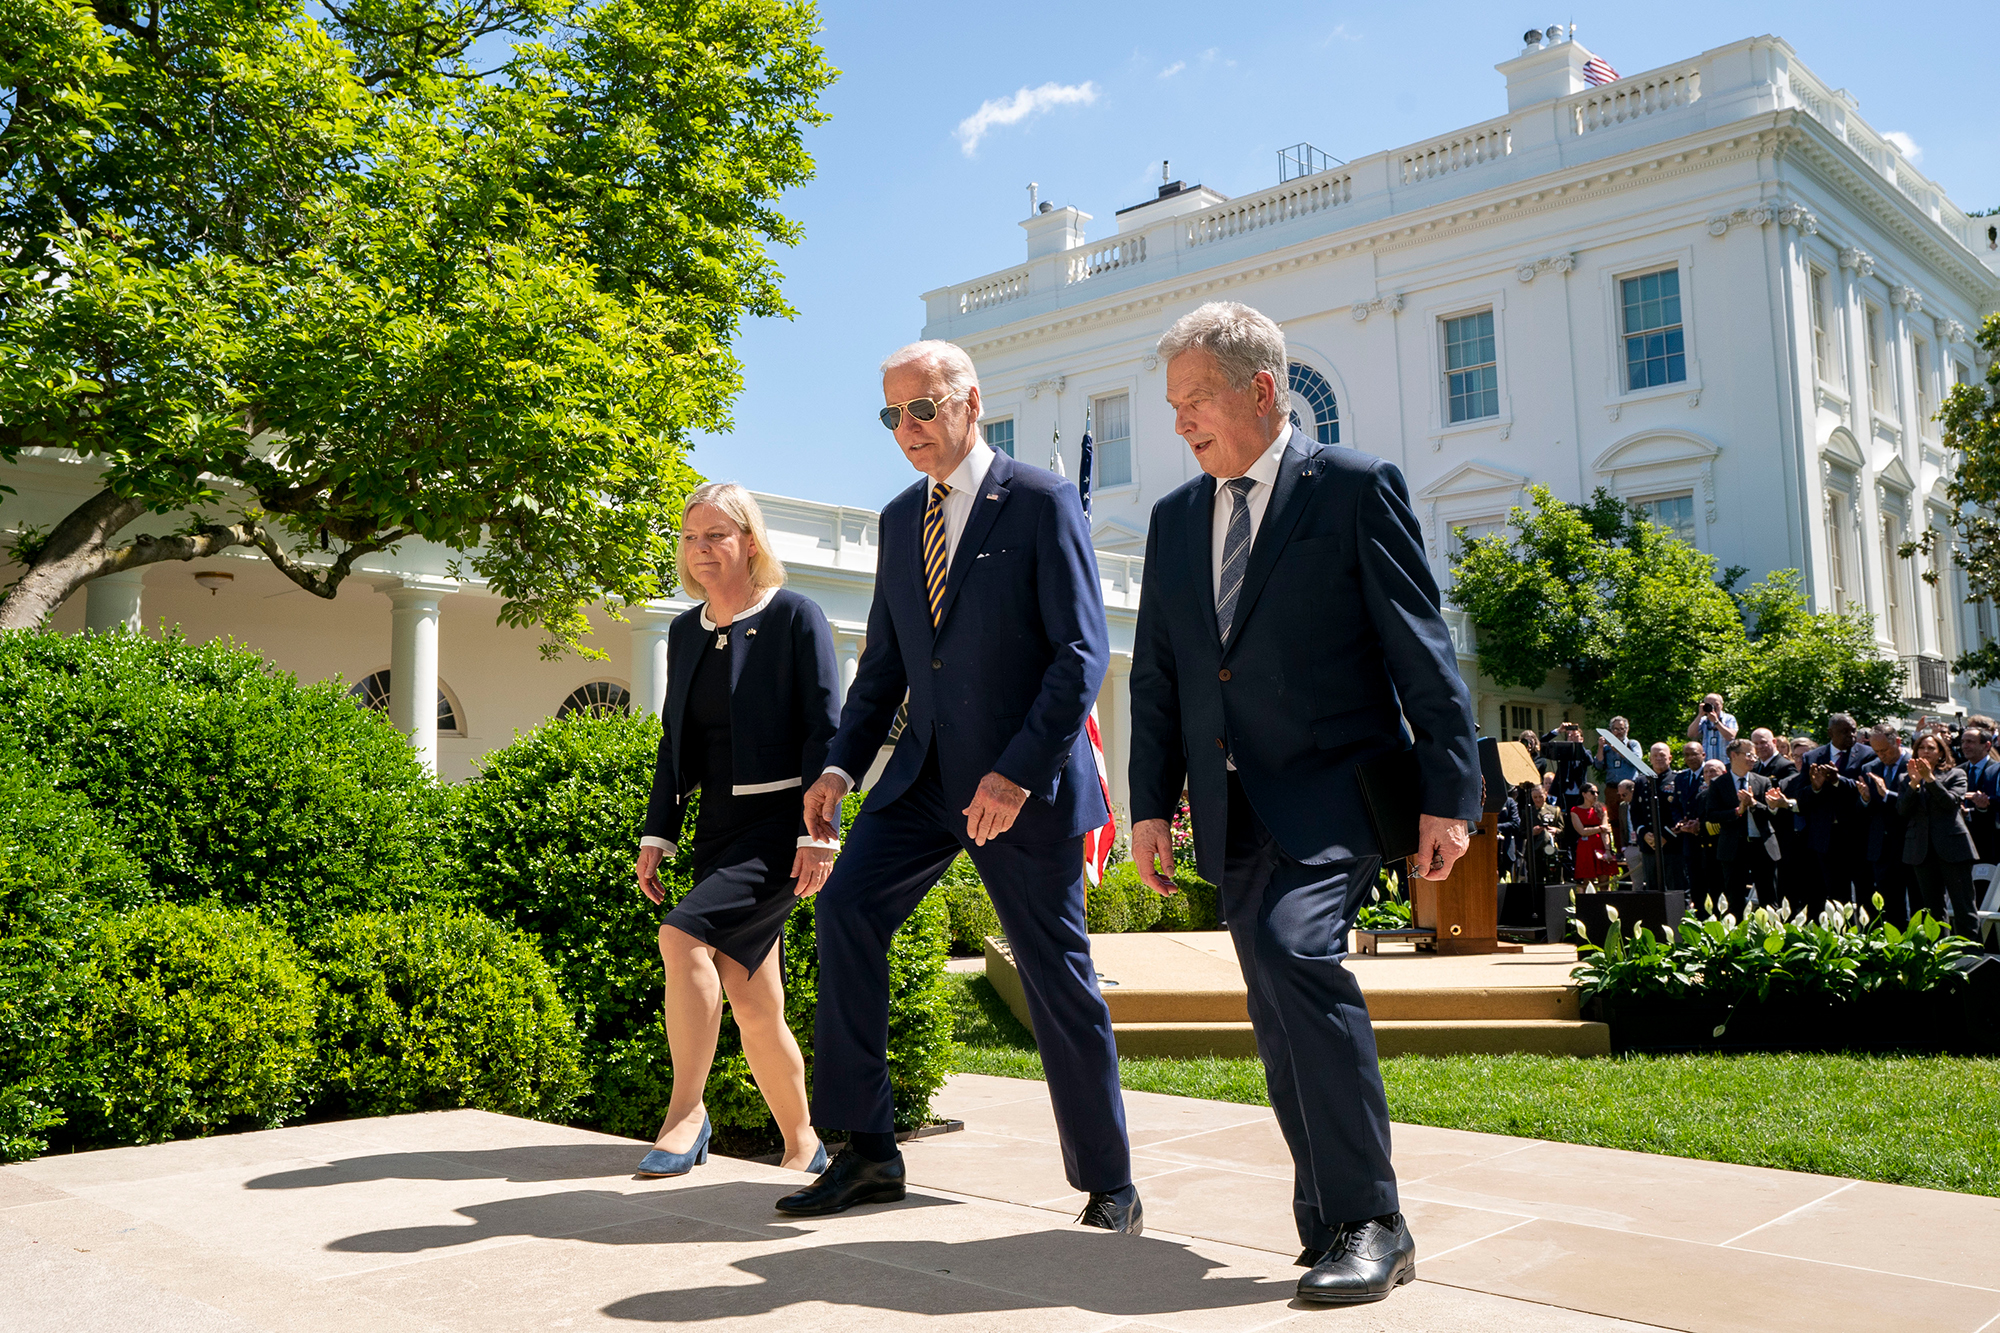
[1210,424,1295,605]
[824,440,998,798]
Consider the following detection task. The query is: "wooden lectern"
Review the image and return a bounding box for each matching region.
[1407,739,1537,955]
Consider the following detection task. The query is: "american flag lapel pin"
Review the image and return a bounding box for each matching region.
[987,492,1000,500]
[746,628,756,636]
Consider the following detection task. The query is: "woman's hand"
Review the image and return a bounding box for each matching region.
[1910,757,1933,786]
[636,845,666,905]
[792,845,837,898]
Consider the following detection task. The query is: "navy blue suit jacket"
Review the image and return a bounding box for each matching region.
[1128,436,1479,883]
[824,449,1110,842]
[1798,742,1873,853]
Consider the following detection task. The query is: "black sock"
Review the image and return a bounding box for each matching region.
[846,1130,899,1162]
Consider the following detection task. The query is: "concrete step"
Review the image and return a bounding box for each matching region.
[1107,1018,1610,1059]
[1093,984,1581,1024]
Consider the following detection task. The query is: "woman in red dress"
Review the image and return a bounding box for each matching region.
[1570,782,1617,891]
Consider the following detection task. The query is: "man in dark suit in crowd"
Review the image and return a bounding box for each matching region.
[1129,301,1479,1306]
[1799,713,1874,919]
[792,340,1138,1232]
[1632,741,1681,893]
[1706,739,1776,918]
[1959,726,2000,902]
[1670,741,1705,896]
[1853,723,1912,927]
[1750,728,1797,783]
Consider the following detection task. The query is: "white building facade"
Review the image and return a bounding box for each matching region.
[922,33,2000,741]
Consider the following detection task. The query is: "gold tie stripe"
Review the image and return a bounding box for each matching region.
[923,481,950,626]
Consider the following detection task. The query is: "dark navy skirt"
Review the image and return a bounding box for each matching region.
[662,814,800,976]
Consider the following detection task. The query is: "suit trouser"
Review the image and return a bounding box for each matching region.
[1713,845,1774,919]
[810,753,1132,1194]
[1912,857,1978,938]
[1809,838,1869,920]
[1222,774,1396,1246]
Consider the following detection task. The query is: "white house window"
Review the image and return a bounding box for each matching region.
[1881,510,1912,652]
[1287,362,1340,445]
[983,417,1015,458]
[1443,311,1499,423]
[1092,392,1132,487]
[1636,493,1697,544]
[1914,338,1935,431]
[559,681,632,718]
[1955,359,1973,389]
[1824,488,1853,611]
[1505,703,1547,737]
[347,669,464,736]
[1929,523,1954,658]
[1866,306,1893,415]
[1809,267,1831,382]
[1620,268,1686,390]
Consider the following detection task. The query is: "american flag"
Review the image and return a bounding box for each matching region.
[1583,54,1619,87]
[1083,709,1117,886]
[1078,407,1095,521]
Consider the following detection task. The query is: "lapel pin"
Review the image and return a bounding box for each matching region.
[987,492,1000,500]
[746,628,757,636]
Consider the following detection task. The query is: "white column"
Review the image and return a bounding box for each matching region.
[1103,652,1133,828]
[628,605,676,717]
[835,630,863,702]
[386,585,444,773]
[84,569,146,634]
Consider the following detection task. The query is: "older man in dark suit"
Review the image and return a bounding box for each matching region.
[1799,713,1875,919]
[1705,738,1777,918]
[1128,302,1479,1307]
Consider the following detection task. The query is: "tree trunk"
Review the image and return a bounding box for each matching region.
[0,486,255,629]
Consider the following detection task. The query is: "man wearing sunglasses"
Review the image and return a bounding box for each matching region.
[781,340,1139,1234]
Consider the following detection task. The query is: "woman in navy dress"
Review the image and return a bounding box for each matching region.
[633,482,841,1175]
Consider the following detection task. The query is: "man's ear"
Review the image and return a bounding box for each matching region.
[964,382,982,424]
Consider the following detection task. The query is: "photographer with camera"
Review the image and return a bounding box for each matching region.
[1686,693,1738,763]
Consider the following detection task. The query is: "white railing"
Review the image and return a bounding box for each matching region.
[1184,171,1352,248]
[1067,235,1147,283]
[958,270,1028,314]
[1397,121,1510,185]
[1568,66,1701,134]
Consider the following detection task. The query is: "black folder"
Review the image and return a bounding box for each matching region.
[1356,745,1423,864]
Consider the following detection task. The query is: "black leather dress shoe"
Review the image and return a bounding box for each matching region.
[1296,1214,1416,1305]
[774,1148,905,1216]
[1075,1190,1144,1235]
[1295,1247,1325,1268]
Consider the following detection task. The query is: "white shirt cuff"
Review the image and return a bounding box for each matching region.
[824,767,856,795]
[797,835,841,850]
[639,835,677,855]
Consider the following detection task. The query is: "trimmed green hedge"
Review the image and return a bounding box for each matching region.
[309,909,586,1120]
[934,855,1217,954]
[0,631,447,933]
[454,713,953,1140]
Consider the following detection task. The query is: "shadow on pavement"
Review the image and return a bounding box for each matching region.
[245,1144,664,1189]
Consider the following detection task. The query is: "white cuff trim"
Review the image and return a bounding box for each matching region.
[733,776,804,795]
[639,836,678,855]
[797,836,841,850]
[824,767,856,795]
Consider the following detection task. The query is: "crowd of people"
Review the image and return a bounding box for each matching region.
[1496,693,1996,938]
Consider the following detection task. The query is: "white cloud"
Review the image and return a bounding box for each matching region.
[955,81,1099,157]
[1883,130,1922,163]
[1158,61,1185,79]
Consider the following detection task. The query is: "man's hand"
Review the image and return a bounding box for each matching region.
[791,845,837,898]
[802,772,848,843]
[1810,762,1834,791]
[1969,790,1991,810]
[1414,813,1470,881]
[1764,786,1788,810]
[1642,831,1657,850]
[1863,772,1887,802]
[1131,818,1177,895]
[636,845,666,905]
[963,771,1029,845]
[1737,786,1755,813]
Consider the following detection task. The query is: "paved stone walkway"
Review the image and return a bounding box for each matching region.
[2,1073,1994,1332]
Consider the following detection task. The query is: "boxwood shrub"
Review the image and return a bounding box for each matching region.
[308,909,587,1121]
[454,713,953,1141]
[0,630,448,933]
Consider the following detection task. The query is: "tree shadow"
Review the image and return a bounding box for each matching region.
[245,1144,663,1189]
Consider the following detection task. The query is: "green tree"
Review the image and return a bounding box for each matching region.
[0,0,834,650]
[1452,486,1900,745]
[1912,314,2000,685]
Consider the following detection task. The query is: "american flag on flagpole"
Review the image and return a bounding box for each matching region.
[1073,403,1116,885]
[1582,53,1619,87]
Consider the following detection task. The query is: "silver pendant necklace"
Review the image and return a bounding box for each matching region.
[714,627,729,649]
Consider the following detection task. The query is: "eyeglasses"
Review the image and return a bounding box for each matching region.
[879,390,963,431]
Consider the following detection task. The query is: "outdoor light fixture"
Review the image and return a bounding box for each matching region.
[193,570,235,595]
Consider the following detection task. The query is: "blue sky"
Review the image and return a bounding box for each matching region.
[690,1,1997,509]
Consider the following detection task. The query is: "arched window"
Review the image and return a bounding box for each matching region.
[346,669,463,735]
[1288,363,1340,445]
[558,681,632,718]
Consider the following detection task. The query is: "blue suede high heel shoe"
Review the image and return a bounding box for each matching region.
[635,1114,711,1178]
[804,1141,828,1174]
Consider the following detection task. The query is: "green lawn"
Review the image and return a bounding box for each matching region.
[942,971,2000,1198]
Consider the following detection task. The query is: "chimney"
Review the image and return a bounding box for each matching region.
[1021,205,1090,259]
[1495,26,1598,111]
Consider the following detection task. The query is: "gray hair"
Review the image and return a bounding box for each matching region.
[880,340,978,398]
[679,482,785,601]
[1865,722,1901,743]
[1157,301,1290,418]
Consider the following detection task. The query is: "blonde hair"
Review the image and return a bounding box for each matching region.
[678,482,785,601]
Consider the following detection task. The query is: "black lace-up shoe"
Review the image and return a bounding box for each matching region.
[773,1147,905,1216]
[1295,1247,1325,1268]
[1296,1214,1415,1305]
[1075,1191,1144,1235]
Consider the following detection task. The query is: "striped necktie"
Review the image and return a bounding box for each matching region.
[1216,477,1255,644]
[923,480,950,627]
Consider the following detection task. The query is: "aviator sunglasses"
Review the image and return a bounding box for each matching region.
[878,389,964,431]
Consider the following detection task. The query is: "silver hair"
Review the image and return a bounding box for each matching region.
[1157,301,1290,418]
[678,482,786,601]
[880,340,979,398]
[1865,722,1901,742]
